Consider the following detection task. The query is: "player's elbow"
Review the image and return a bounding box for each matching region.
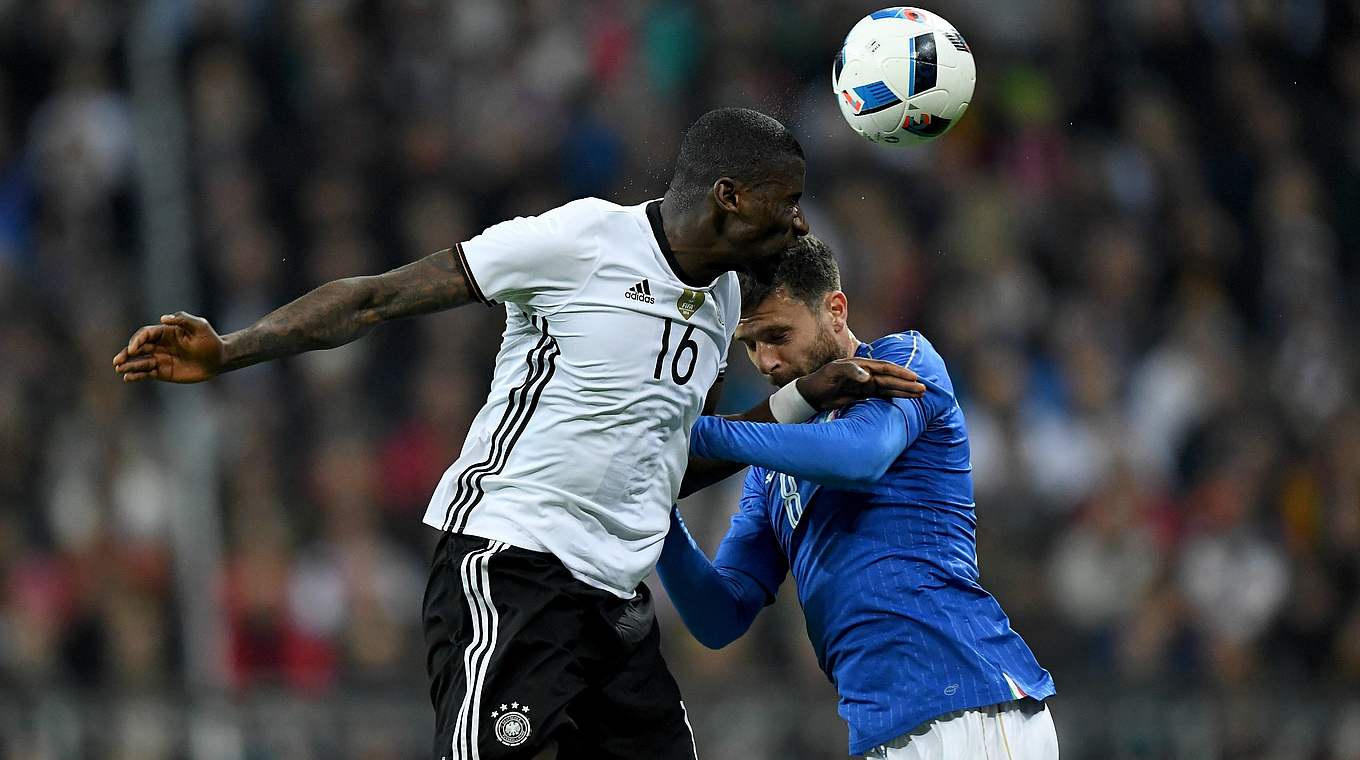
[680,601,756,649]
[690,618,752,649]
[694,629,740,650]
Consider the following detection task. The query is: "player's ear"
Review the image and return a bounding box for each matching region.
[825,291,848,331]
[711,178,739,215]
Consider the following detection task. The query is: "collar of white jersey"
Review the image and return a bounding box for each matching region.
[645,200,725,291]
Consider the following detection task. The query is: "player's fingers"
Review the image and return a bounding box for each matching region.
[879,387,925,399]
[879,364,920,382]
[882,379,927,396]
[112,348,128,367]
[121,371,154,383]
[853,358,919,381]
[127,325,166,355]
[886,377,930,394]
[873,389,916,399]
[875,378,926,397]
[115,356,158,375]
[162,311,208,333]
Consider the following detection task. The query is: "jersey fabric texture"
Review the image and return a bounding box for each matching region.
[658,331,1055,756]
[423,532,697,760]
[866,700,1058,760]
[420,198,741,598]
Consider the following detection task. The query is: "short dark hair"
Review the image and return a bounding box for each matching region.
[739,235,842,312]
[667,108,804,210]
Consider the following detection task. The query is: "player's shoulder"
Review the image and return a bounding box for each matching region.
[714,270,741,300]
[868,330,937,368]
[741,465,772,496]
[475,197,609,243]
[869,330,953,391]
[556,197,672,247]
[534,196,619,230]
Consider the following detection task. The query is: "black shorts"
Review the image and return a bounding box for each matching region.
[422,532,697,760]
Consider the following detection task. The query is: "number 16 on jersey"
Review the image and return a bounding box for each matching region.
[654,318,698,385]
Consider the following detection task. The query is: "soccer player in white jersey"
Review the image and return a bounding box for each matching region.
[112,108,924,760]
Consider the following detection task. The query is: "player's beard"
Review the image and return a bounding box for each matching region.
[773,322,845,388]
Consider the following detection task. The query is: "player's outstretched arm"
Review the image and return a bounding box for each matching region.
[691,400,918,488]
[678,358,924,497]
[113,249,473,383]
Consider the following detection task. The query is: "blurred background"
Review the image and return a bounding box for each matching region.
[1,0,1358,757]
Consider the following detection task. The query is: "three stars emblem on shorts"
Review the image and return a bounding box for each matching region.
[490,702,532,747]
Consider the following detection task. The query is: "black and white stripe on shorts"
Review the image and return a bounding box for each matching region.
[450,540,510,759]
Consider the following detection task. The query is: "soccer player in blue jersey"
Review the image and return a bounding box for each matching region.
[661,236,1058,759]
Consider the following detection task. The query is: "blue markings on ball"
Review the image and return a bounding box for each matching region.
[869,7,924,21]
[852,80,902,115]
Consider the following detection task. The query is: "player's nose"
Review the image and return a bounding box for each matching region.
[755,346,781,376]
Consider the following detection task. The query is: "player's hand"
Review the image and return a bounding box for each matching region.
[112,312,226,384]
[796,358,925,411]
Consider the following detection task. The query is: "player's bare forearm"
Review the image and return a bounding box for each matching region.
[221,249,472,371]
[679,456,744,498]
[679,395,774,497]
[723,400,774,423]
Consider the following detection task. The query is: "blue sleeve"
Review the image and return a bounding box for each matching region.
[689,398,922,487]
[656,471,787,649]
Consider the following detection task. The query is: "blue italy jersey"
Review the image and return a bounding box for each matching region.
[662,331,1055,755]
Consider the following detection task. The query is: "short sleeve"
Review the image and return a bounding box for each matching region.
[714,273,742,379]
[455,199,603,312]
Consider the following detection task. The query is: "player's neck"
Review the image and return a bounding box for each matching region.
[839,327,861,359]
[658,195,727,286]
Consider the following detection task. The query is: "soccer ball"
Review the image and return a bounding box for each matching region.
[832,7,976,146]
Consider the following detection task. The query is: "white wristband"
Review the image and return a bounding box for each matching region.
[769,380,817,423]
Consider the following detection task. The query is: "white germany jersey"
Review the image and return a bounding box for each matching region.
[421,198,740,597]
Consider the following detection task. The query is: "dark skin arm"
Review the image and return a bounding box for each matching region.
[678,358,925,497]
[113,249,474,383]
[681,378,756,498]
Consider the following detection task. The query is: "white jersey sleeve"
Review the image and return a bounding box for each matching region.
[714,274,741,380]
[455,199,603,312]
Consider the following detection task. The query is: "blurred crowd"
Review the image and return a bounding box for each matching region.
[1,0,1358,758]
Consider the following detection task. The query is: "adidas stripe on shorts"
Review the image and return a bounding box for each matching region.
[422,532,699,760]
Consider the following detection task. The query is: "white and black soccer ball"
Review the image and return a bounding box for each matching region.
[832,7,976,146]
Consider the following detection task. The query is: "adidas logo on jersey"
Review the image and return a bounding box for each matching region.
[624,279,656,304]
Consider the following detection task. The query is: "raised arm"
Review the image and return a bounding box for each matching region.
[678,358,925,497]
[689,396,923,488]
[113,249,473,383]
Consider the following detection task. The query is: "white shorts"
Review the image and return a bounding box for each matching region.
[865,699,1058,760]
